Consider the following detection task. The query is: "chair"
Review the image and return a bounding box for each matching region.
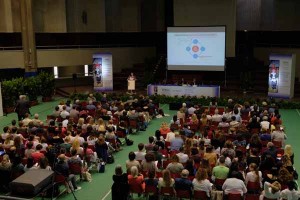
[144,185,158,199]
[228,193,243,200]
[68,162,82,180]
[194,190,209,200]
[247,181,260,194]
[176,189,191,199]
[170,123,179,131]
[160,187,175,198]
[129,119,139,132]
[245,194,260,200]
[116,130,126,138]
[214,178,225,190]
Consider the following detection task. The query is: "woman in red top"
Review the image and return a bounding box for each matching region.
[128,166,145,193]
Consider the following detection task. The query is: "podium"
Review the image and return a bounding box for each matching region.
[128,80,135,91]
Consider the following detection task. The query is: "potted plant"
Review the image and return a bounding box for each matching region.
[24,76,40,106]
[1,79,21,113]
[37,71,55,102]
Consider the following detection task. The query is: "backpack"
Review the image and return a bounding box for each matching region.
[126,138,134,146]
[107,154,115,164]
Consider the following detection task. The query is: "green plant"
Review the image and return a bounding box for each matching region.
[37,71,55,98]
[1,78,22,108]
[24,76,40,101]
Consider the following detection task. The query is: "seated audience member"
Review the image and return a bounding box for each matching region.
[261,142,277,161]
[260,116,270,131]
[284,144,294,165]
[111,165,129,200]
[280,181,300,200]
[211,109,222,122]
[249,134,263,151]
[212,155,229,181]
[24,141,34,158]
[263,167,279,184]
[247,148,261,167]
[229,116,240,128]
[141,152,157,173]
[70,139,84,156]
[159,123,170,138]
[31,144,45,163]
[259,181,281,200]
[24,157,36,172]
[203,145,217,167]
[271,124,287,145]
[165,128,176,142]
[144,170,158,188]
[245,163,263,188]
[170,132,184,151]
[55,154,81,193]
[154,130,165,149]
[126,151,141,173]
[37,157,52,170]
[222,171,247,196]
[175,169,193,195]
[193,168,212,198]
[176,147,189,164]
[221,140,236,159]
[10,155,25,179]
[158,169,175,191]
[184,159,195,176]
[145,137,155,153]
[134,143,146,161]
[128,166,145,193]
[0,154,12,171]
[218,117,229,128]
[166,155,184,174]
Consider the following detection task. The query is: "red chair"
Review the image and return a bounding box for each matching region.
[160,187,175,198]
[165,141,171,150]
[214,178,225,190]
[144,185,157,198]
[129,119,139,130]
[247,181,261,193]
[245,194,260,200]
[176,189,191,199]
[194,190,209,200]
[68,162,82,180]
[159,149,169,158]
[228,193,243,200]
[170,123,179,131]
[116,130,126,138]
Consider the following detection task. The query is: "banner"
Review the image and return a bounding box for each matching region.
[268,54,295,98]
[93,53,113,91]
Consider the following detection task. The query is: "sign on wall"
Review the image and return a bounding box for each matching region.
[268,54,296,98]
[93,53,113,91]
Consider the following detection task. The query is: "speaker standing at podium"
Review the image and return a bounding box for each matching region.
[127,72,136,94]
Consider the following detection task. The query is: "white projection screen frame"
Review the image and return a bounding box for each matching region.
[167,26,226,71]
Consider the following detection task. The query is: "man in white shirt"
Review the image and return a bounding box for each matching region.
[222,171,247,196]
[176,147,189,164]
[60,106,70,119]
[166,128,176,142]
[260,116,270,130]
[271,125,287,143]
[69,106,79,119]
[211,109,223,122]
[22,113,32,126]
[187,105,196,115]
[134,143,146,161]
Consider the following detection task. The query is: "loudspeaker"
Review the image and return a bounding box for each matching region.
[10,169,54,196]
[72,73,77,80]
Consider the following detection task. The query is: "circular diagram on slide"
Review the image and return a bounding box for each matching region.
[186,39,206,59]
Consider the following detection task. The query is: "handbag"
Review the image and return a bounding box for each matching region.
[82,171,92,182]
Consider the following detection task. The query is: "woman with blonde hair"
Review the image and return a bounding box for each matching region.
[189,114,199,125]
[158,169,175,191]
[70,139,83,155]
[192,168,212,198]
[284,144,294,165]
[200,113,208,126]
[0,154,12,170]
[245,163,263,188]
[260,181,281,200]
[128,166,145,193]
[97,118,106,134]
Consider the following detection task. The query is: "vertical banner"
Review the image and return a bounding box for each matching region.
[93,53,113,91]
[0,82,3,117]
[268,54,296,98]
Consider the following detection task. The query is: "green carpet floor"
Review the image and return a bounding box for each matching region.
[0,100,299,200]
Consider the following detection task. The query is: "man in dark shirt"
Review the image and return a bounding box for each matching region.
[175,169,193,196]
[54,154,81,193]
[15,95,30,121]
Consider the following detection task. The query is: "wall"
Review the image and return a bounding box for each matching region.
[33,0,67,32]
[254,47,300,79]
[0,47,155,73]
[173,0,236,57]
[66,0,106,32]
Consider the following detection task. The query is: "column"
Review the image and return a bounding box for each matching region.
[20,0,37,74]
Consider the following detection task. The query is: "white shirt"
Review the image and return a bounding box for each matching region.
[176,152,189,163]
[261,121,270,130]
[262,182,280,200]
[166,131,176,142]
[60,110,70,119]
[281,189,300,200]
[222,178,247,195]
[188,107,196,115]
[245,171,262,188]
[211,114,223,122]
[271,130,286,141]
[134,151,146,161]
[192,179,212,197]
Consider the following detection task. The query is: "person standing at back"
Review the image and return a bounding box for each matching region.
[15,95,30,121]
